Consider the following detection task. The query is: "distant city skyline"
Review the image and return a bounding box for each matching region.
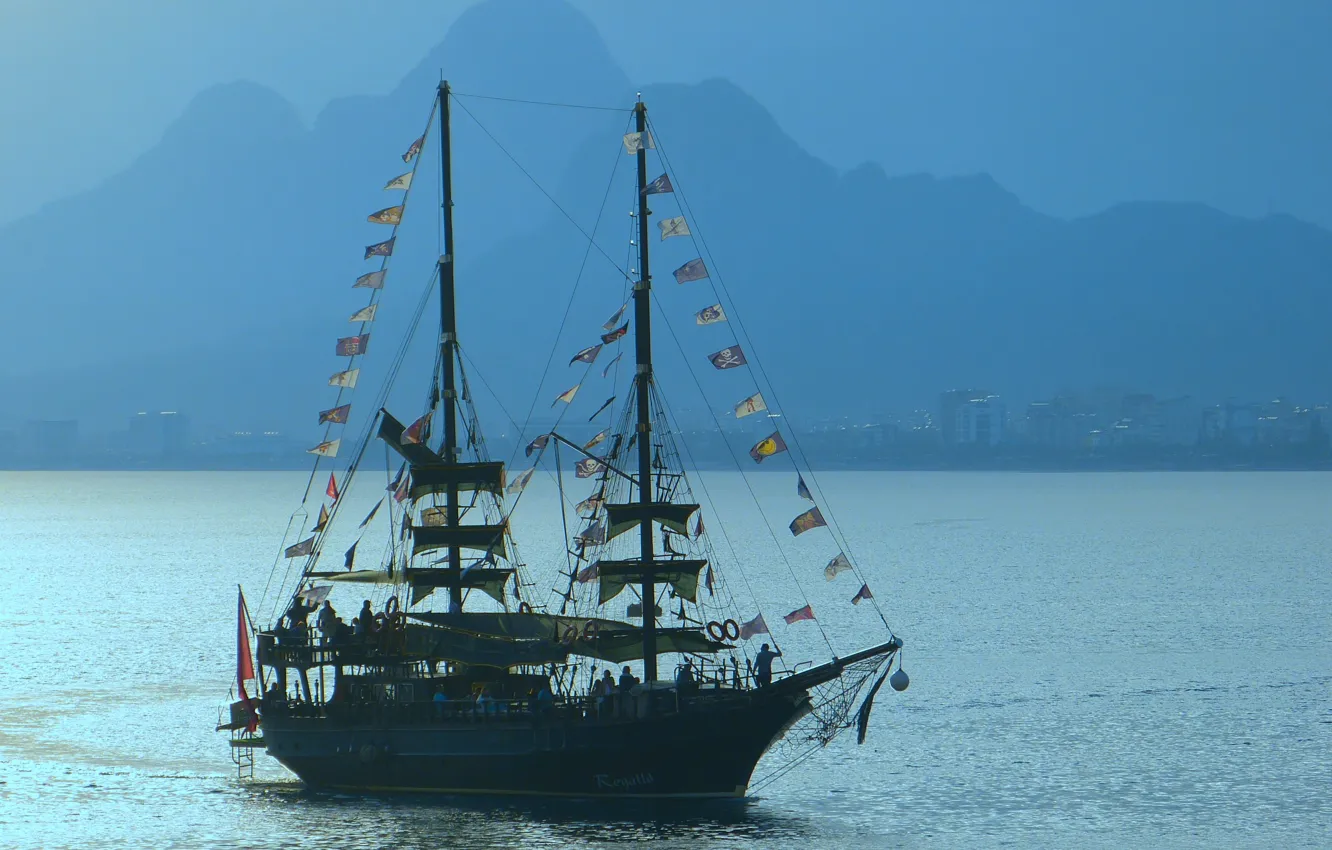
[5,383,1326,471]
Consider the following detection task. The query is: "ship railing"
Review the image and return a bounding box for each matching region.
[261,688,760,727]
[256,632,414,669]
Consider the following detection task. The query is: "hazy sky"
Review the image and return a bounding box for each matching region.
[1,0,1329,227]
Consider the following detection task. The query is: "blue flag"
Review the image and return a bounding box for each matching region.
[364,237,395,260]
[673,258,708,284]
[644,173,673,195]
[797,475,813,501]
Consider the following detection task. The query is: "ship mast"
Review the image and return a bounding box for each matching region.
[632,98,658,681]
[438,80,462,612]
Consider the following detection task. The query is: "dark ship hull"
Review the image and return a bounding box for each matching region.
[263,689,811,798]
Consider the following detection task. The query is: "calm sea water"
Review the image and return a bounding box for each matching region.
[1,471,1328,849]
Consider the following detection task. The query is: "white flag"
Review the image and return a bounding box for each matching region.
[695,304,727,325]
[658,216,690,240]
[348,304,378,323]
[353,270,386,290]
[307,439,340,458]
[284,537,315,558]
[622,131,655,154]
[506,468,534,495]
[552,384,580,406]
[329,369,359,388]
[734,392,767,419]
[603,301,628,331]
[824,553,852,581]
[738,614,769,640]
[384,171,413,191]
[583,430,607,450]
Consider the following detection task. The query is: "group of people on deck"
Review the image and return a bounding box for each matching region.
[589,666,641,719]
[276,597,394,646]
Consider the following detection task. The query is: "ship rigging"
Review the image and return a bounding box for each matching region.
[219,81,907,798]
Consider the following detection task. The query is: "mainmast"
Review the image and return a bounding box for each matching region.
[438,80,462,612]
[632,98,658,681]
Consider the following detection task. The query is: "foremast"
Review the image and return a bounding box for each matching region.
[632,99,658,682]
[373,80,511,612]
[438,80,463,613]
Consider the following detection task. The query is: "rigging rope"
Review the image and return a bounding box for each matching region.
[451,91,631,113]
[264,264,439,623]
[448,95,631,280]
[647,293,833,653]
[648,117,897,636]
[491,108,634,477]
[296,96,439,507]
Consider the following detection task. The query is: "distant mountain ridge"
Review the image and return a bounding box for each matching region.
[3,0,1330,438]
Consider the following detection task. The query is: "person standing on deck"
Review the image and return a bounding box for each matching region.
[754,643,783,688]
[618,665,635,717]
[317,601,338,644]
[286,596,311,629]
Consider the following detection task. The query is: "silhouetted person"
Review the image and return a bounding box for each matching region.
[618,665,635,717]
[675,658,696,694]
[317,601,338,643]
[754,643,783,688]
[286,596,311,629]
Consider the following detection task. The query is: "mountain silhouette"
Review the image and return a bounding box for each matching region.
[3,0,1330,443]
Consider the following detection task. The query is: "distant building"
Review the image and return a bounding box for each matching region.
[938,389,988,446]
[953,395,1006,447]
[1223,403,1261,447]
[1024,395,1094,449]
[22,419,78,465]
[1116,393,1163,445]
[1158,396,1201,447]
[128,411,192,458]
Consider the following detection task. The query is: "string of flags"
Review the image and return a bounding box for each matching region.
[286,117,430,568]
[633,140,878,631]
[527,129,883,642]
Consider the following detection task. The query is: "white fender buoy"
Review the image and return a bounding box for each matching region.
[889,667,910,692]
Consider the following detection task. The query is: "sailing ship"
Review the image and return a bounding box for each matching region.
[219,82,907,798]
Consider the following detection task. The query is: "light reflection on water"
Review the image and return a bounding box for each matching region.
[2,471,1331,848]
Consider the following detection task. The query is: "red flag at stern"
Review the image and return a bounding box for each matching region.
[236,588,258,732]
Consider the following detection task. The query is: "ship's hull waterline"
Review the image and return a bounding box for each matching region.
[262,691,810,798]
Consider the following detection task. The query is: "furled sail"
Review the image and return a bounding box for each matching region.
[407,612,729,663]
[309,567,512,605]
[603,502,699,541]
[410,523,508,558]
[408,461,505,499]
[406,567,511,604]
[402,624,570,668]
[592,559,708,604]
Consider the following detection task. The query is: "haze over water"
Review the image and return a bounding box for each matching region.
[1,470,1328,848]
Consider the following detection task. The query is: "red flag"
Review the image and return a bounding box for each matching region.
[326,472,340,501]
[236,589,258,732]
[852,583,874,605]
[693,512,705,540]
[783,604,815,625]
[403,412,432,445]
